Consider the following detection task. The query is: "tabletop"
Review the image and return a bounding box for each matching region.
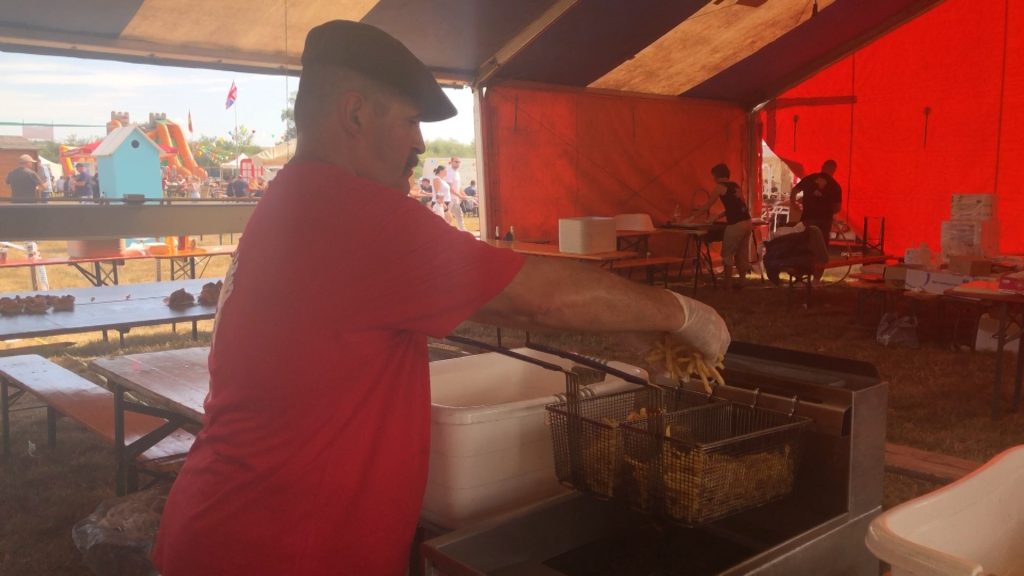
[484,239,637,262]
[150,245,237,261]
[0,279,220,340]
[947,280,1024,304]
[90,346,211,423]
[0,245,236,269]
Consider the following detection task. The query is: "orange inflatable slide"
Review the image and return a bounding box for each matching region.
[147,121,208,180]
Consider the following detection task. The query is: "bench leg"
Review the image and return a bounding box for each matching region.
[46,407,57,449]
[1,379,9,459]
[119,329,128,347]
[192,320,199,340]
[114,386,127,495]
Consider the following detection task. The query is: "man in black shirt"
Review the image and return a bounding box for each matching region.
[792,159,842,248]
[226,176,250,198]
[72,163,94,200]
[5,154,43,203]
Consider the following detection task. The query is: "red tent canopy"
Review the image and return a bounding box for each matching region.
[482,84,749,244]
[761,0,1022,256]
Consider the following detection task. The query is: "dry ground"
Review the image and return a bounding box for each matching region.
[1,240,1020,575]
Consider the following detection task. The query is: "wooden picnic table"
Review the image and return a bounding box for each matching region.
[947,281,1024,418]
[87,344,465,493]
[0,245,235,286]
[90,346,209,493]
[0,279,220,345]
[153,244,235,281]
[483,239,636,267]
[657,223,723,294]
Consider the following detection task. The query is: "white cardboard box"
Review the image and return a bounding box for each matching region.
[940,219,999,258]
[904,268,973,295]
[951,193,996,221]
[558,217,617,254]
[422,348,645,529]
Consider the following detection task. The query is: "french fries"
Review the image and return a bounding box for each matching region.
[645,333,726,394]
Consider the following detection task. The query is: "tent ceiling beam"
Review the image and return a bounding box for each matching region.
[475,0,579,88]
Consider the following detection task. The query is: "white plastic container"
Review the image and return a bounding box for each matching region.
[422,348,645,529]
[558,217,617,254]
[865,445,1024,575]
[67,238,125,258]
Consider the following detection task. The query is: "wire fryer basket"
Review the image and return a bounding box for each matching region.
[546,387,719,499]
[621,402,811,525]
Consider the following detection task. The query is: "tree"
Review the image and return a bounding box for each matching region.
[280,92,296,143]
[416,139,476,177]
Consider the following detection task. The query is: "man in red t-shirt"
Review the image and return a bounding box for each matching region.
[153,20,730,576]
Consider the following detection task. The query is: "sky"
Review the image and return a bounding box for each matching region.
[0,51,476,149]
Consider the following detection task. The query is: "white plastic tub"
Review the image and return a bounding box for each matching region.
[865,445,1024,576]
[422,348,645,529]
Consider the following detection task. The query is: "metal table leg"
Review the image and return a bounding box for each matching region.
[993,301,1008,419]
[1013,307,1024,411]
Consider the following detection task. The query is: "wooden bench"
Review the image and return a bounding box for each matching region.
[611,256,687,286]
[0,355,194,489]
[884,442,981,484]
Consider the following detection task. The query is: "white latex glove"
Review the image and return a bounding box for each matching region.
[665,290,731,360]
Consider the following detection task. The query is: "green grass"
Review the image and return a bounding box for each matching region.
[1,246,1019,574]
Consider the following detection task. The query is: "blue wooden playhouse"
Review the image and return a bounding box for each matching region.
[92,126,163,199]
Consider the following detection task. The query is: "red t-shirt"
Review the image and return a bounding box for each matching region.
[153,162,524,575]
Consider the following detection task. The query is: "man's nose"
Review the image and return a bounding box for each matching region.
[413,127,425,154]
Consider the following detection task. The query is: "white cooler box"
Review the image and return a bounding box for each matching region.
[422,348,645,529]
[865,445,1024,575]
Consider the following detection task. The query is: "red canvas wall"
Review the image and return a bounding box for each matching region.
[481,83,748,244]
[762,0,1022,256]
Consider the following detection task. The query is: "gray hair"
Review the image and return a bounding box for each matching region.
[294,64,397,134]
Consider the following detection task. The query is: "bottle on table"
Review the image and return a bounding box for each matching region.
[503,226,515,242]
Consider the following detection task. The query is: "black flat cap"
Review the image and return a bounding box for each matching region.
[302,20,457,122]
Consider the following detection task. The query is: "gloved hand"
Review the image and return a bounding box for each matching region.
[665,290,731,360]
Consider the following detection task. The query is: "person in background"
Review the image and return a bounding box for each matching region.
[187,176,202,201]
[791,159,842,248]
[462,178,477,215]
[226,175,250,198]
[691,163,753,289]
[35,161,53,202]
[4,154,43,203]
[152,20,730,576]
[418,176,433,205]
[72,162,93,201]
[55,174,67,199]
[408,176,432,205]
[445,156,468,231]
[431,163,451,222]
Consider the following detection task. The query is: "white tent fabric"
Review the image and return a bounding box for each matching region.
[219,153,259,171]
[254,140,296,166]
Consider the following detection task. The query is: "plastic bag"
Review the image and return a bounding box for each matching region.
[876,313,920,348]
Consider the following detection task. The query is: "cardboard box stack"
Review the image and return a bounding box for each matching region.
[942,194,999,259]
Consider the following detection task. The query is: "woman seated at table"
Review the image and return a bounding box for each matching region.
[690,163,753,289]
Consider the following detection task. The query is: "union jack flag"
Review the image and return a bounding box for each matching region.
[225,82,238,110]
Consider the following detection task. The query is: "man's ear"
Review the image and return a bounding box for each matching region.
[337,91,368,135]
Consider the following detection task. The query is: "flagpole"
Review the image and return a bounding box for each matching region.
[234,85,239,178]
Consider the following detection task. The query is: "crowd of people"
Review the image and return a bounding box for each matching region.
[408,156,478,229]
[3,156,272,203]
